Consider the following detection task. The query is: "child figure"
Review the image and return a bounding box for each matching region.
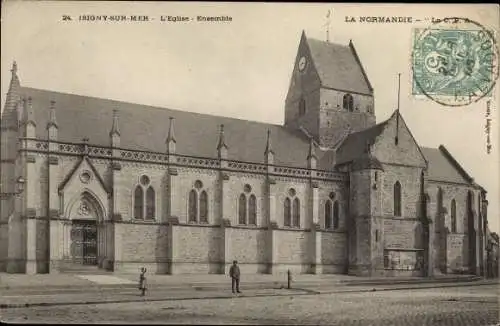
[139,267,147,296]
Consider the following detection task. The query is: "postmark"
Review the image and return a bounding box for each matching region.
[412,17,499,107]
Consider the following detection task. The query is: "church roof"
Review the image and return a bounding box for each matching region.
[18,87,325,169]
[421,146,474,185]
[306,36,373,95]
[334,120,388,166]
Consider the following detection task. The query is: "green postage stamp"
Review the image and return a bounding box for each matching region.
[412,17,499,107]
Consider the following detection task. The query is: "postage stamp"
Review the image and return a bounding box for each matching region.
[412,17,499,107]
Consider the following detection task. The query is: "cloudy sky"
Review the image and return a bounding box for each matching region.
[1,2,498,232]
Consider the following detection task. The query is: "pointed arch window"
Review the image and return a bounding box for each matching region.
[238,194,247,225]
[284,198,291,227]
[134,186,143,219]
[238,185,257,226]
[325,200,332,229]
[343,93,354,112]
[200,191,208,223]
[249,195,257,225]
[325,192,340,230]
[293,198,300,227]
[333,201,339,229]
[451,199,457,233]
[393,181,402,217]
[284,188,300,228]
[146,187,155,219]
[189,190,198,222]
[133,175,155,220]
[299,98,306,116]
[189,180,209,223]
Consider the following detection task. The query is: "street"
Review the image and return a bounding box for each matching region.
[1,284,498,325]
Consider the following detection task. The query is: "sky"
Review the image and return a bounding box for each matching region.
[1,2,499,233]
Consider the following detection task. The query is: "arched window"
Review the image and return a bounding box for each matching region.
[333,201,339,229]
[188,190,198,222]
[394,181,402,217]
[284,188,300,228]
[293,198,300,227]
[146,187,155,219]
[238,194,247,225]
[325,201,332,229]
[451,199,457,233]
[299,98,306,116]
[189,180,209,223]
[249,195,257,225]
[284,198,291,227]
[343,94,354,112]
[133,175,156,220]
[134,186,143,219]
[237,185,257,226]
[200,191,208,223]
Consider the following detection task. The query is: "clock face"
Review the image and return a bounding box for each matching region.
[298,56,307,72]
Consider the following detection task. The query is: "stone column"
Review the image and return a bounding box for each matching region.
[309,181,321,274]
[47,154,60,273]
[266,177,277,274]
[110,161,122,271]
[24,151,38,274]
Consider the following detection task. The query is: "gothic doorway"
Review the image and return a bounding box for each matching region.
[70,220,98,265]
[64,191,106,270]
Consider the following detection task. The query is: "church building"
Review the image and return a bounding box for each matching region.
[0,31,489,277]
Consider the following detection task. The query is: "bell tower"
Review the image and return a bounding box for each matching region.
[284,31,376,149]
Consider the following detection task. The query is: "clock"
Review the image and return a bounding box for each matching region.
[298,56,307,72]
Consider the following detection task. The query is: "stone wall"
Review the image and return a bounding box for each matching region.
[170,225,223,274]
[226,227,267,273]
[114,222,168,273]
[321,231,347,273]
[274,230,309,273]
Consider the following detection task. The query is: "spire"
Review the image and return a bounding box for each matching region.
[47,100,58,129]
[166,117,176,143]
[307,137,317,169]
[264,129,274,165]
[24,97,36,138]
[217,124,227,150]
[166,117,176,154]
[110,109,120,136]
[217,124,228,160]
[307,137,317,160]
[264,129,274,155]
[5,61,21,110]
[324,9,332,43]
[395,73,401,145]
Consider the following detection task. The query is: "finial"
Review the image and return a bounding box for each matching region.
[325,10,332,43]
[307,136,317,160]
[82,137,89,155]
[217,124,227,150]
[11,61,17,74]
[265,129,274,155]
[110,109,120,136]
[47,100,58,129]
[26,96,35,124]
[395,73,401,145]
[167,116,176,143]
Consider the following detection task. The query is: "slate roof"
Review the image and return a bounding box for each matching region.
[421,146,473,185]
[334,120,388,166]
[306,37,373,95]
[19,87,328,169]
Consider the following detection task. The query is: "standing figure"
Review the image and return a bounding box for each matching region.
[139,267,147,296]
[229,260,241,294]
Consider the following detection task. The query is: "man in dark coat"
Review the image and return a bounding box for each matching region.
[229,260,241,293]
